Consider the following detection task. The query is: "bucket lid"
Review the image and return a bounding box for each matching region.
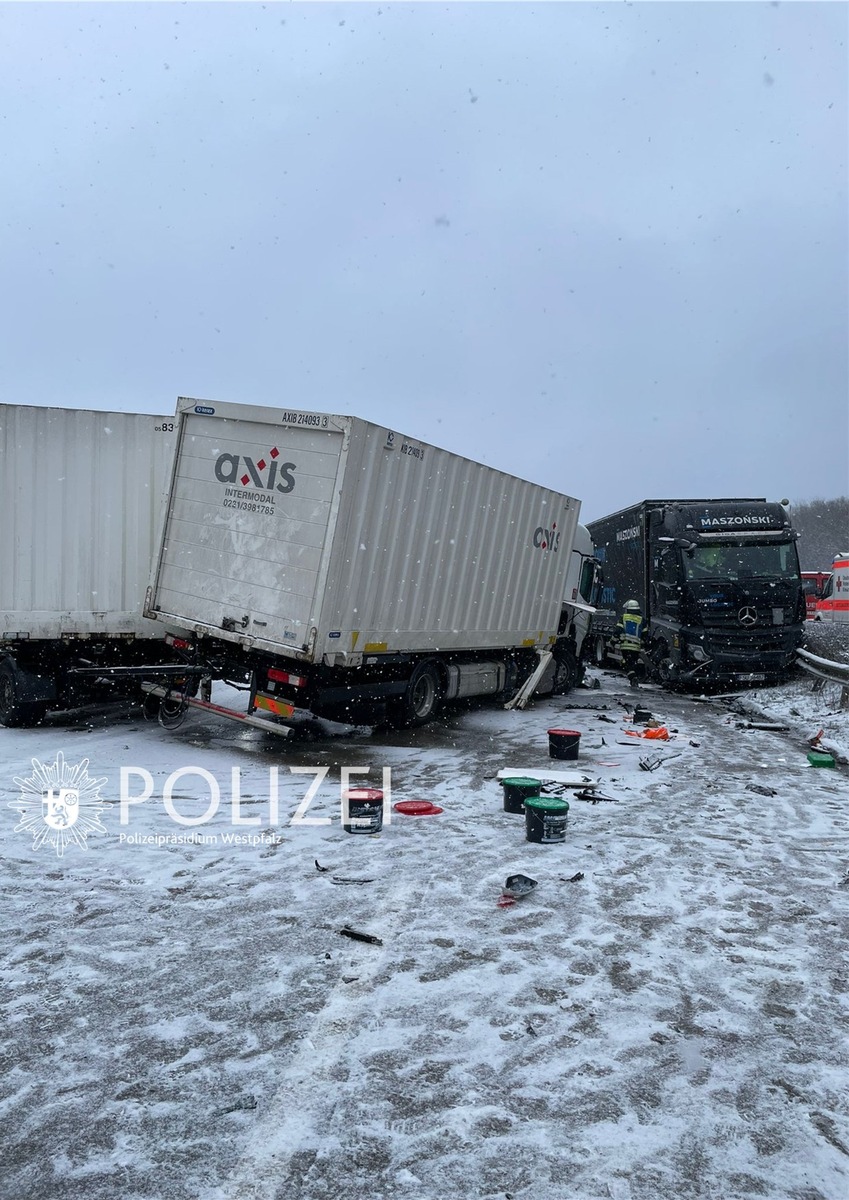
[344,788,384,801]
[501,776,542,788]
[525,795,570,812]
[393,800,444,815]
[548,729,581,737]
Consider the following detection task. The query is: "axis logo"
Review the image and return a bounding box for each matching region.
[533,522,560,551]
[215,445,297,492]
[9,752,110,856]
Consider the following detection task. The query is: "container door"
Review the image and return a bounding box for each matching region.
[152,414,344,650]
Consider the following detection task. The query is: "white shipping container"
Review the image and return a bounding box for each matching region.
[0,405,177,640]
[148,399,580,664]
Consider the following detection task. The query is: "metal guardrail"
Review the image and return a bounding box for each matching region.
[797,648,849,709]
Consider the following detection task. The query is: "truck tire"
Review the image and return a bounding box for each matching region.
[0,663,48,728]
[552,646,578,694]
[397,662,442,727]
[594,635,608,667]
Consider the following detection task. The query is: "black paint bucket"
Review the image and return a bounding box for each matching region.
[524,795,570,844]
[501,776,541,814]
[342,788,384,834]
[548,728,581,760]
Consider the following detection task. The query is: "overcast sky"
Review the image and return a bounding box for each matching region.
[1,1,846,520]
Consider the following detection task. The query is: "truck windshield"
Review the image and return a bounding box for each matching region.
[683,542,799,581]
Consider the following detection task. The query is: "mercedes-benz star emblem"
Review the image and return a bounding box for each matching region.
[738,606,758,627]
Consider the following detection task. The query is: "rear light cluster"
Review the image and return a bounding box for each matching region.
[267,667,307,688]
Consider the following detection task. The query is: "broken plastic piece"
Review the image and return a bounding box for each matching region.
[339,926,383,946]
[503,874,538,898]
[573,789,619,803]
[621,727,669,740]
[393,800,444,815]
[563,871,585,883]
[746,783,778,797]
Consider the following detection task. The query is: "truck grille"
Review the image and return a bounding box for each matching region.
[700,603,789,630]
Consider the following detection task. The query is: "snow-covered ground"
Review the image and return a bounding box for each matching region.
[1,629,847,1200]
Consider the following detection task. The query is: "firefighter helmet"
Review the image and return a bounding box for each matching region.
[623,600,641,612]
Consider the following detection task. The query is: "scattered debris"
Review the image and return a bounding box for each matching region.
[808,750,836,768]
[314,859,330,873]
[573,789,619,804]
[807,728,825,746]
[633,707,653,723]
[525,1021,539,1037]
[498,874,538,908]
[562,871,585,883]
[639,754,664,772]
[623,726,670,741]
[641,752,682,769]
[330,876,376,886]
[393,800,444,816]
[339,926,383,946]
[689,740,701,747]
[746,783,778,797]
[597,713,616,723]
[737,720,790,732]
[503,873,538,897]
[214,1094,258,1117]
[498,767,597,788]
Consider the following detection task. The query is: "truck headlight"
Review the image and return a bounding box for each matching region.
[690,645,709,662]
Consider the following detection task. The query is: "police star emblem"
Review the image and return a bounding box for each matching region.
[10,752,110,855]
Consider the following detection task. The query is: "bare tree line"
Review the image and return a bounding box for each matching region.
[790,496,849,570]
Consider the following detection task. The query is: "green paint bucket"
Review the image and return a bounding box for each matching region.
[524,795,570,844]
[501,776,541,814]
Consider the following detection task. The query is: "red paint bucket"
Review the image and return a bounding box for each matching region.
[342,788,384,834]
[548,728,581,760]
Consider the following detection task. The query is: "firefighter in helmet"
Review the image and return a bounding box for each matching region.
[616,599,646,688]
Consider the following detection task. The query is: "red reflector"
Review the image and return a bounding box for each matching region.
[267,667,306,687]
[167,636,191,650]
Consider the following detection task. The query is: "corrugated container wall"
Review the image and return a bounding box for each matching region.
[0,406,176,639]
[148,401,579,663]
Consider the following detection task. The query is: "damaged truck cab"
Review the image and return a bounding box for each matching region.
[588,499,805,688]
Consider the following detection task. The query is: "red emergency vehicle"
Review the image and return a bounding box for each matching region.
[813,555,849,623]
[801,570,833,618]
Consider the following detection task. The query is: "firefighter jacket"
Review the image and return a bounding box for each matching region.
[616,611,645,652]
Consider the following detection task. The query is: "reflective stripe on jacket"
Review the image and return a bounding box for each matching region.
[618,612,644,652]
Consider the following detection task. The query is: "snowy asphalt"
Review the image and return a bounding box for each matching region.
[1,632,847,1200]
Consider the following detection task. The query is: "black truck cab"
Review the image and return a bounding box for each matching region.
[588,499,805,687]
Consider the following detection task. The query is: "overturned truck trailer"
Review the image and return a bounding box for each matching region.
[144,398,582,728]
